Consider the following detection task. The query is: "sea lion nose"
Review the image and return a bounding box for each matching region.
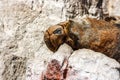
[44,30,57,52]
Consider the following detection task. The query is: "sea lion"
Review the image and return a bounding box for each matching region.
[44,18,120,62]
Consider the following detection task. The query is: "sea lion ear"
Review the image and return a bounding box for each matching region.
[57,20,74,28]
[68,19,74,23]
[66,20,75,29]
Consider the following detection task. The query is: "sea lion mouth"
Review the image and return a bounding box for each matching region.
[44,30,57,52]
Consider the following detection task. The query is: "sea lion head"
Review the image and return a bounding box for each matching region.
[44,20,81,52]
[44,20,71,52]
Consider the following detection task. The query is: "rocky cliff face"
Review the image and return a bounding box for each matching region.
[0,0,120,80]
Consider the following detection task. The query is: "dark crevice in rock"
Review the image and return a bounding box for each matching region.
[96,0,103,19]
[63,68,68,79]
[96,0,103,9]
[116,68,120,73]
[64,0,107,19]
[2,55,27,80]
[62,58,69,79]
[115,67,120,76]
[81,0,89,15]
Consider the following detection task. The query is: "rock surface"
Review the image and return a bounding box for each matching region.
[41,44,120,80]
[0,0,120,80]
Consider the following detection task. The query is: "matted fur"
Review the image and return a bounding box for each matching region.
[44,18,120,62]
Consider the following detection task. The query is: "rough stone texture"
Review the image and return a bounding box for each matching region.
[64,0,120,19]
[41,44,120,80]
[67,49,120,80]
[0,0,120,80]
[2,55,27,80]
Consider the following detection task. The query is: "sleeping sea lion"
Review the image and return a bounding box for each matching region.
[44,18,120,62]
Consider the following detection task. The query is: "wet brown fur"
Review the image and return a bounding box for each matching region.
[44,18,120,62]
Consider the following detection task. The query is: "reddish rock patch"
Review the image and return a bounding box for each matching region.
[41,59,69,80]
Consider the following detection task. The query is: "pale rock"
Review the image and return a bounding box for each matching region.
[50,44,73,65]
[41,45,120,80]
[0,0,120,80]
[108,0,120,16]
[67,49,120,80]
